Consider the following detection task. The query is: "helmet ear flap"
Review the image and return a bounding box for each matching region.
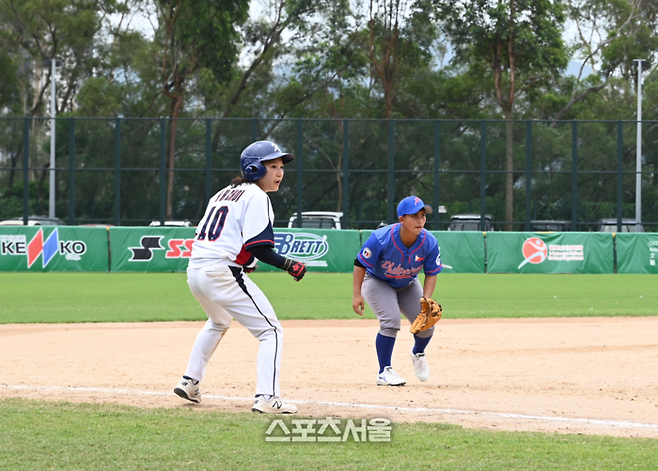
[241,161,266,180]
[245,164,259,176]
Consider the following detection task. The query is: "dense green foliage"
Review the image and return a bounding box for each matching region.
[0,272,656,324]
[1,0,657,227]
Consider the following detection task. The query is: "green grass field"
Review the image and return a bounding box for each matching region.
[1,400,657,471]
[1,272,657,469]
[0,272,655,324]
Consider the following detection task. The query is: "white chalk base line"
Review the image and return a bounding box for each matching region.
[2,384,657,430]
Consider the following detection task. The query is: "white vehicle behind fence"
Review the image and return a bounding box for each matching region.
[287,212,343,230]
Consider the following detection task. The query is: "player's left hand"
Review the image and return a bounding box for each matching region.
[283,258,306,281]
[410,297,442,334]
[243,264,258,273]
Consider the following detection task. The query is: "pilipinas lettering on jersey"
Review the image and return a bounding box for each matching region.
[188,183,275,268]
[357,224,442,289]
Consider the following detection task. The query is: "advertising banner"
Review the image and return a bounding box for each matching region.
[257,229,362,273]
[109,227,361,273]
[486,232,614,274]
[616,233,658,274]
[109,227,196,272]
[0,226,109,272]
[430,231,486,273]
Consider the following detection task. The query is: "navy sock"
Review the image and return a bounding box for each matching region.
[412,335,432,355]
[376,333,396,374]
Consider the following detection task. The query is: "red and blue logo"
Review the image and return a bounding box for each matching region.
[27,228,60,268]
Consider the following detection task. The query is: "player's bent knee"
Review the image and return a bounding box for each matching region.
[413,327,433,339]
[206,319,231,332]
[252,325,283,342]
[378,327,399,338]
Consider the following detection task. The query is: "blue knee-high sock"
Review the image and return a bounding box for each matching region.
[412,335,432,355]
[376,333,396,374]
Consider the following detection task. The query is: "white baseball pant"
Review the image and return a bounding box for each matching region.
[185,264,284,397]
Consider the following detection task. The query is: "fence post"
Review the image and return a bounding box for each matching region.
[296,119,303,228]
[22,118,29,224]
[388,120,395,223]
[251,118,258,142]
[114,118,121,226]
[617,121,623,232]
[433,120,440,230]
[205,119,212,204]
[480,121,487,231]
[571,121,578,231]
[159,118,166,225]
[342,119,349,229]
[525,120,532,231]
[69,118,75,225]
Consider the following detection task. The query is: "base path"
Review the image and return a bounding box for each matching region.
[1,318,658,438]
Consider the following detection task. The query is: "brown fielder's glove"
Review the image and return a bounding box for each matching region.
[410,297,442,334]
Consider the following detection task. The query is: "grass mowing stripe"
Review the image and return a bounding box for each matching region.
[0,272,656,324]
[1,399,657,471]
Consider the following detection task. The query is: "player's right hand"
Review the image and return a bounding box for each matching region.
[352,294,364,316]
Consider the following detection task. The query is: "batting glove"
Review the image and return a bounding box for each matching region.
[282,258,306,281]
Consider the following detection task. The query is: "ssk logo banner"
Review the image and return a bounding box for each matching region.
[275,232,330,267]
[128,236,194,261]
[110,227,196,272]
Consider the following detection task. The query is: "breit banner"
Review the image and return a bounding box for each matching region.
[486,232,614,274]
[0,226,109,272]
[256,229,362,273]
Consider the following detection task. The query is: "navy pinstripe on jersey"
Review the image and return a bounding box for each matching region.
[357,224,441,289]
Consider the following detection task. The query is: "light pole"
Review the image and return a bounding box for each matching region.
[633,59,648,224]
[44,58,62,220]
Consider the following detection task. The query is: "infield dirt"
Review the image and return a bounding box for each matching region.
[1,317,658,438]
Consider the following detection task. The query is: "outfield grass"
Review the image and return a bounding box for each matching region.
[1,399,656,471]
[0,272,656,324]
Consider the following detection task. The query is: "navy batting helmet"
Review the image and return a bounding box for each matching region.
[240,141,295,181]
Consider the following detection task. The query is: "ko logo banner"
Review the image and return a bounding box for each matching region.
[0,228,87,269]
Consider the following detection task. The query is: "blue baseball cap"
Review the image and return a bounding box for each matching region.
[397,196,433,218]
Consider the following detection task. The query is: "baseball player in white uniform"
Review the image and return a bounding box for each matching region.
[174,140,306,414]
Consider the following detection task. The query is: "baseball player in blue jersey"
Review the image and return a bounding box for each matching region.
[352,196,442,386]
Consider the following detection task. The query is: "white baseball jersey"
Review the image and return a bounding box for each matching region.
[188,183,275,269]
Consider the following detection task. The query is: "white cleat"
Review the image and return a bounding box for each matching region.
[252,396,298,414]
[174,376,202,403]
[410,349,430,382]
[376,366,406,386]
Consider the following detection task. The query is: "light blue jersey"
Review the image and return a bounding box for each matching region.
[357,224,442,289]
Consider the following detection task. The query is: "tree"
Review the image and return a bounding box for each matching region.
[439,0,568,230]
[0,0,123,211]
[552,0,658,121]
[153,0,249,218]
